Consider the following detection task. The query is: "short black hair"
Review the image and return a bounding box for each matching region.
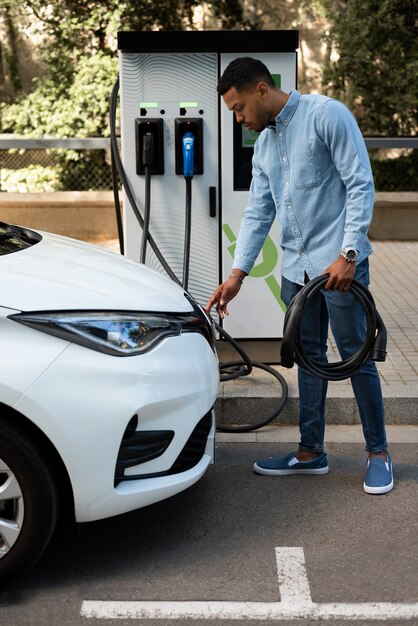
[217,57,276,95]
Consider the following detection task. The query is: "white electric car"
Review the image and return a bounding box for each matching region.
[0,222,219,580]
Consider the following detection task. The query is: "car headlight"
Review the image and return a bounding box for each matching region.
[8,309,215,356]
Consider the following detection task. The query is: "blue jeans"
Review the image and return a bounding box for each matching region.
[281,259,387,454]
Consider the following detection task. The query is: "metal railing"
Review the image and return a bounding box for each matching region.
[0,137,117,193]
[0,136,416,193]
[0,137,111,149]
[363,138,417,149]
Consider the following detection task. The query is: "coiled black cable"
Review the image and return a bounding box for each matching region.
[215,323,289,433]
[280,275,387,381]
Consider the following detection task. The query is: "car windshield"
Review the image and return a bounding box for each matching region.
[0,222,42,256]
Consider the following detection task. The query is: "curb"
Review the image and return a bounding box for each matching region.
[216,424,418,443]
[215,392,417,427]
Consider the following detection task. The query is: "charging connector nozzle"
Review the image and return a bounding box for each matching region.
[182,131,195,179]
[142,132,154,166]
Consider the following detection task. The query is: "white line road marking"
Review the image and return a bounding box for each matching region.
[275,547,312,604]
[81,547,418,621]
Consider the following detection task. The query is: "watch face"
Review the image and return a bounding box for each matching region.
[345,249,357,261]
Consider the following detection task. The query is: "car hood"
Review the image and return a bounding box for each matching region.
[0,231,192,313]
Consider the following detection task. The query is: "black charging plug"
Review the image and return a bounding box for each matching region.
[142,132,154,166]
[135,118,164,175]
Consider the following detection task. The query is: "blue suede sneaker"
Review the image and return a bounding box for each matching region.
[253,451,329,476]
[363,452,394,494]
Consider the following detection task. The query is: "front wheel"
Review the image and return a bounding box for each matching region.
[0,418,58,581]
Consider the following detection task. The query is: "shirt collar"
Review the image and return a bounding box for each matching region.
[275,89,300,126]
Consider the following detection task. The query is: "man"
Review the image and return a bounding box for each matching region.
[205,57,393,494]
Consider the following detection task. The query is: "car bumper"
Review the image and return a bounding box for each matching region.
[12,329,219,522]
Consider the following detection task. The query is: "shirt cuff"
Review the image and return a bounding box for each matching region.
[341,232,373,256]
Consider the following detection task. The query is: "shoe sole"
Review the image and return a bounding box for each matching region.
[363,478,394,494]
[253,463,329,476]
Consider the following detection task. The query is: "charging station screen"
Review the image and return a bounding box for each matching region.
[233,117,253,191]
[241,126,260,148]
[233,73,281,190]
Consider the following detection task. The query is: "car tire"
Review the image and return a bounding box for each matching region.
[0,418,59,582]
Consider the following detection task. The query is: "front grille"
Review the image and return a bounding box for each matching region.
[114,410,213,484]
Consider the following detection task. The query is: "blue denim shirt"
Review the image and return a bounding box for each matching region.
[232,90,374,285]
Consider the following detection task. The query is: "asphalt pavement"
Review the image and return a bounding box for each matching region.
[0,440,416,625]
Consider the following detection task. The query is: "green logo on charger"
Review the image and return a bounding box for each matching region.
[222,223,286,313]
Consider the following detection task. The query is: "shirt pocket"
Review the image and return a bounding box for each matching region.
[292,147,322,189]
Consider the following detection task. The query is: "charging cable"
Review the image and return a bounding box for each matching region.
[184,129,289,430]
[109,79,180,285]
[109,78,386,432]
[216,275,387,431]
[110,131,124,256]
[140,132,154,264]
[216,324,289,432]
[109,80,286,433]
[182,132,194,290]
[281,275,387,380]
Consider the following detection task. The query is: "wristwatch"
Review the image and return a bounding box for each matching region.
[340,247,359,263]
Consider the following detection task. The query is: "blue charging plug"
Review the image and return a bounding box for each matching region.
[182,131,195,178]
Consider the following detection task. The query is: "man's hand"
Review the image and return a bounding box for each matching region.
[322,256,356,291]
[204,273,245,319]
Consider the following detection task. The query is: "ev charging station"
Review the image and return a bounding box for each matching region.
[117,31,298,343]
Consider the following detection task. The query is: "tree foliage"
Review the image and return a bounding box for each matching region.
[5,0,416,139]
[1,0,416,192]
[323,0,417,136]
[0,0,245,191]
[0,0,244,137]
[0,1,22,94]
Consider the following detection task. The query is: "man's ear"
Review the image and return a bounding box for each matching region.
[256,81,269,99]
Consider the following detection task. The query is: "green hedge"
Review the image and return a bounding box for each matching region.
[370,151,417,192]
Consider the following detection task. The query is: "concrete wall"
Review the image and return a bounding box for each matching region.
[0,191,120,242]
[369,193,418,241]
[0,191,417,243]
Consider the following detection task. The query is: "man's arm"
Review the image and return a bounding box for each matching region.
[205,142,276,313]
[318,100,374,290]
